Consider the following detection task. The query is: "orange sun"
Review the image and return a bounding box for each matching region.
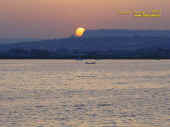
[75,27,86,37]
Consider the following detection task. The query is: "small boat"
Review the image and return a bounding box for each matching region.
[85,61,96,64]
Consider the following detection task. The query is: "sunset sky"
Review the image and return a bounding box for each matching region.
[0,0,170,39]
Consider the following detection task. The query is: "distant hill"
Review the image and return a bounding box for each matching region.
[0,29,170,59]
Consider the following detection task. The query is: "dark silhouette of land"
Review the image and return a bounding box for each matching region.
[0,29,170,59]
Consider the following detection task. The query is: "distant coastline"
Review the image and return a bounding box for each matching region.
[0,29,170,59]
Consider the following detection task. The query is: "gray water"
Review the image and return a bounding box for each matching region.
[0,60,169,127]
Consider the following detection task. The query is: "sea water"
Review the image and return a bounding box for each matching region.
[0,60,169,127]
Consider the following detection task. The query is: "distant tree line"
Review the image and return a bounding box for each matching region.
[0,47,170,59]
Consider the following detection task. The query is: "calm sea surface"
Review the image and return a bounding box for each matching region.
[0,60,169,127]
